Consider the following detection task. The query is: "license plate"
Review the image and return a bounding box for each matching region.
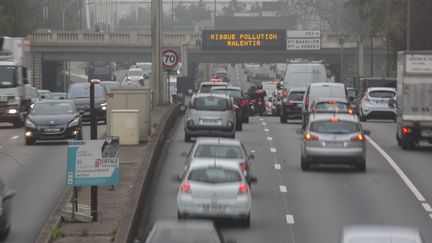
[44,128,60,133]
[296,103,302,107]
[326,141,343,147]
[202,204,226,213]
[200,119,219,124]
[421,129,432,137]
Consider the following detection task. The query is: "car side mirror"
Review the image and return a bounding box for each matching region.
[249,176,257,184]
[3,189,15,201]
[296,128,303,135]
[363,129,370,135]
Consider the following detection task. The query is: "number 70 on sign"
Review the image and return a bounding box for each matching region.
[162,49,179,70]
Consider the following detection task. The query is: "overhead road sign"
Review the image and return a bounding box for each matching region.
[202,30,286,51]
[286,30,321,50]
[67,137,120,187]
[162,49,179,70]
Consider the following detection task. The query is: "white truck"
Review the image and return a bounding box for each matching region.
[393,51,432,149]
[0,36,31,127]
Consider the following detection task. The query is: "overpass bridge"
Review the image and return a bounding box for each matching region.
[29,31,386,90]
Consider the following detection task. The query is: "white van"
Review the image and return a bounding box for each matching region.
[283,62,327,91]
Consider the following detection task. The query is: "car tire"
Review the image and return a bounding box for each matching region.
[240,214,251,227]
[356,159,366,172]
[25,137,35,145]
[0,226,10,241]
[360,112,367,122]
[301,157,310,171]
[184,133,191,142]
[243,114,249,123]
[280,115,287,124]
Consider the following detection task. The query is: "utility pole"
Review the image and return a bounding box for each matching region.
[89,78,98,222]
[151,0,162,105]
[85,0,91,29]
[370,34,374,76]
[339,36,344,83]
[406,0,411,50]
[385,0,390,76]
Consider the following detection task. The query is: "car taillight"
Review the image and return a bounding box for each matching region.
[304,132,319,141]
[351,133,365,142]
[305,97,309,106]
[181,182,191,193]
[265,102,270,108]
[402,127,411,134]
[330,117,339,122]
[283,91,287,97]
[241,99,248,105]
[240,162,248,171]
[348,109,353,114]
[238,184,248,195]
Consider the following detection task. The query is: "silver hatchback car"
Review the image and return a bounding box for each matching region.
[183,137,256,184]
[184,94,236,142]
[359,87,397,121]
[177,159,252,227]
[301,113,369,171]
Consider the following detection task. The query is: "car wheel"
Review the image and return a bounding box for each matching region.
[184,133,191,142]
[301,157,310,171]
[240,214,250,227]
[280,115,287,124]
[25,137,35,145]
[0,226,10,241]
[401,137,415,150]
[356,159,366,172]
[243,114,249,123]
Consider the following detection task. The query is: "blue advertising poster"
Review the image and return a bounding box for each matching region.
[67,137,120,187]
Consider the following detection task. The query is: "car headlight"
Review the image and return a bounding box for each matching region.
[25,119,36,129]
[100,103,107,111]
[68,117,80,127]
[227,121,234,128]
[8,108,18,114]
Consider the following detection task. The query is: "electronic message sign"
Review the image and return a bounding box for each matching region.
[202,30,286,51]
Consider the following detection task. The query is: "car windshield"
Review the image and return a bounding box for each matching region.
[212,90,242,99]
[188,167,242,184]
[151,228,217,243]
[194,145,244,159]
[128,70,142,76]
[0,66,17,88]
[288,91,305,101]
[309,120,360,134]
[369,90,396,98]
[137,64,151,70]
[193,97,229,111]
[310,86,346,99]
[68,84,106,98]
[314,102,350,112]
[31,102,76,115]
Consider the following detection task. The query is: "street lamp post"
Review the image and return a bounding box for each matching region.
[406,0,411,50]
[339,36,344,83]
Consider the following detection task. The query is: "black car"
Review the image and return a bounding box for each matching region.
[67,82,107,123]
[211,86,249,125]
[144,220,233,243]
[24,100,83,145]
[0,177,15,241]
[280,88,305,123]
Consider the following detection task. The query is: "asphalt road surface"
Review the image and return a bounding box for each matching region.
[135,66,432,243]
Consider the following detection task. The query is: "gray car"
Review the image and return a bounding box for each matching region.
[301,113,369,171]
[0,177,15,241]
[177,159,253,227]
[341,225,424,243]
[183,137,255,184]
[359,87,397,121]
[184,93,236,141]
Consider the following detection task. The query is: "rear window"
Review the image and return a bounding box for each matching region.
[212,90,242,99]
[188,167,242,184]
[68,84,106,98]
[152,228,217,243]
[310,86,346,100]
[194,145,244,159]
[193,97,230,111]
[288,91,304,101]
[127,70,142,76]
[314,102,350,113]
[369,90,395,98]
[309,120,360,134]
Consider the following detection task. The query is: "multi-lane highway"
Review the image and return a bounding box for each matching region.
[135,66,432,243]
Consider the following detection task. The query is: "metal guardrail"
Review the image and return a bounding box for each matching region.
[29,32,384,48]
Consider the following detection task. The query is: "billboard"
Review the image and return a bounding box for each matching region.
[202,30,286,51]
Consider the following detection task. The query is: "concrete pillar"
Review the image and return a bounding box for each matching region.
[32,52,43,89]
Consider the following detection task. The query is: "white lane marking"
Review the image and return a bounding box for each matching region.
[267,137,273,141]
[279,185,287,193]
[262,122,267,125]
[264,128,269,132]
[422,203,432,212]
[286,215,295,224]
[274,163,281,170]
[270,147,277,153]
[366,135,426,202]
[11,136,19,140]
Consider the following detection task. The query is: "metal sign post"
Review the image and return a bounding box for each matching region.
[90,79,98,221]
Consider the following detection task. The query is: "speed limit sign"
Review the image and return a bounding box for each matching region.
[162,49,179,70]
